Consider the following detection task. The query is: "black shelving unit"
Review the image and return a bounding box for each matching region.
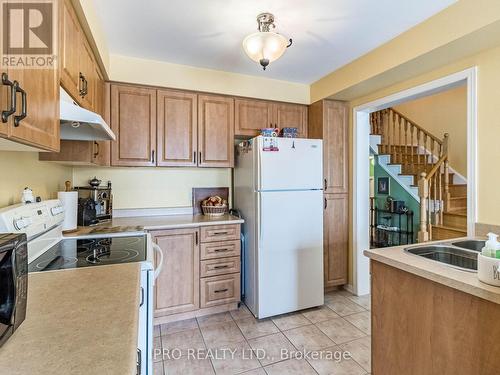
[370,206,414,248]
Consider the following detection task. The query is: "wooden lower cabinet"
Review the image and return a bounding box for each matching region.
[372,260,500,375]
[152,228,200,317]
[323,194,348,287]
[152,224,241,323]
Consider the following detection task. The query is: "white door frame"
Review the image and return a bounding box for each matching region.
[351,67,477,296]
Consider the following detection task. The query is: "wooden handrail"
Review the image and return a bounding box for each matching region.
[389,108,443,145]
[424,154,447,181]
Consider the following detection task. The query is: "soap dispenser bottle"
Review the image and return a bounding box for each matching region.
[482,232,500,258]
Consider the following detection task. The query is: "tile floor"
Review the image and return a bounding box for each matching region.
[153,290,371,375]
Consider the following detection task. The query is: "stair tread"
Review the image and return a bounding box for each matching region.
[432,224,467,233]
[444,210,467,217]
[449,196,467,200]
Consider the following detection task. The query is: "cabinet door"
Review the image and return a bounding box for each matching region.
[274,103,308,138]
[0,70,8,137]
[79,38,95,110]
[324,194,348,287]
[59,0,81,101]
[93,69,110,166]
[323,101,348,194]
[234,98,273,137]
[152,228,200,316]
[198,94,234,167]
[157,90,197,166]
[110,84,156,166]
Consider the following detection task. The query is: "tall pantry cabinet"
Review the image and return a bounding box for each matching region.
[308,100,349,288]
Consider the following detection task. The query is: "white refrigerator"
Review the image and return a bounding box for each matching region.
[234,136,324,319]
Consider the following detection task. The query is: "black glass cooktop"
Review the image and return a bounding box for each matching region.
[28,235,147,272]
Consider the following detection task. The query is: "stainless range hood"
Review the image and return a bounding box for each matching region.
[60,87,116,141]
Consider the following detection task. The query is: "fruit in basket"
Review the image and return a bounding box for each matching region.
[202,196,226,207]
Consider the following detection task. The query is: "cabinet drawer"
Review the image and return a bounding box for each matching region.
[200,273,240,308]
[200,224,240,243]
[200,240,240,260]
[200,257,240,277]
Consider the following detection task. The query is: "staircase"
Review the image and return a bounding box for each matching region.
[370,108,467,241]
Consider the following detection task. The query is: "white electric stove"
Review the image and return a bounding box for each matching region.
[0,199,162,375]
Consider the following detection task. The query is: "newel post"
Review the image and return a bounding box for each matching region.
[418,172,429,243]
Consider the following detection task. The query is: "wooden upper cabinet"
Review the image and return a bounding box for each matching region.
[79,39,95,110]
[152,228,200,316]
[59,0,81,101]
[110,84,156,166]
[323,101,348,194]
[157,90,197,166]
[234,98,274,137]
[0,71,8,137]
[274,103,308,138]
[198,94,234,168]
[324,194,348,287]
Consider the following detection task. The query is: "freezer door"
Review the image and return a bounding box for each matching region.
[257,137,323,191]
[257,190,324,318]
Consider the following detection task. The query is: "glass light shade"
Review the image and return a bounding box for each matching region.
[242,31,288,64]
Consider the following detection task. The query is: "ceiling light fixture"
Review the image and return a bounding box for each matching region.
[242,13,292,70]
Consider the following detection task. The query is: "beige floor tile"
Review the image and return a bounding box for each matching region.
[264,358,316,375]
[230,305,253,320]
[344,311,371,335]
[340,336,371,372]
[154,324,161,337]
[164,356,215,375]
[326,296,366,316]
[153,336,163,362]
[161,327,206,355]
[271,312,310,331]
[347,295,371,310]
[160,318,198,336]
[153,360,164,375]
[307,346,366,375]
[210,341,261,375]
[197,312,233,328]
[316,317,366,344]
[240,368,266,375]
[283,324,335,351]
[247,332,296,366]
[200,320,246,349]
[301,306,340,323]
[235,317,279,340]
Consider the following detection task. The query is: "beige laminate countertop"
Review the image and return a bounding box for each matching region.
[65,214,244,237]
[0,263,141,375]
[364,238,500,305]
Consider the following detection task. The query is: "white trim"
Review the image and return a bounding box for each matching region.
[113,206,193,218]
[352,67,477,296]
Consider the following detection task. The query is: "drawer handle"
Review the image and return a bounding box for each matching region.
[213,265,229,269]
[214,248,229,253]
[212,231,229,235]
[214,288,229,293]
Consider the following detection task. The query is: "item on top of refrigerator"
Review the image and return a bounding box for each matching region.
[201,196,228,216]
[280,127,298,138]
[260,128,280,137]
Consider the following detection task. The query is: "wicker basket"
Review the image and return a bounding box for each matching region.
[201,204,228,217]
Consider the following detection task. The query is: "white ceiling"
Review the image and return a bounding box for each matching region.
[94,0,456,84]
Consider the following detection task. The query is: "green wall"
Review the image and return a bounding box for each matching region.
[373,155,420,243]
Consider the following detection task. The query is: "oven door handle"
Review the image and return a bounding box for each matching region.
[152,243,163,280]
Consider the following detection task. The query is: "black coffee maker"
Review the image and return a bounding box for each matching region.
[77,198,98,226]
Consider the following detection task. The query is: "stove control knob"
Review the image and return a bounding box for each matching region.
[51,206,64,216]
[13,217,32,230]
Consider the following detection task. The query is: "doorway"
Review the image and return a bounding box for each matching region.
[352,68,477,296]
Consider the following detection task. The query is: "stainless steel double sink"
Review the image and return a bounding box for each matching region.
[405,240,485,272]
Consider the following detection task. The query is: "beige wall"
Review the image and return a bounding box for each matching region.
[72,167,231,209]
[0,152,72,207]
[393,85,467,177]
[109,54,310,104]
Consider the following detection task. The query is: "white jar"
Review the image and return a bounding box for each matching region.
[477,253,500,286]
